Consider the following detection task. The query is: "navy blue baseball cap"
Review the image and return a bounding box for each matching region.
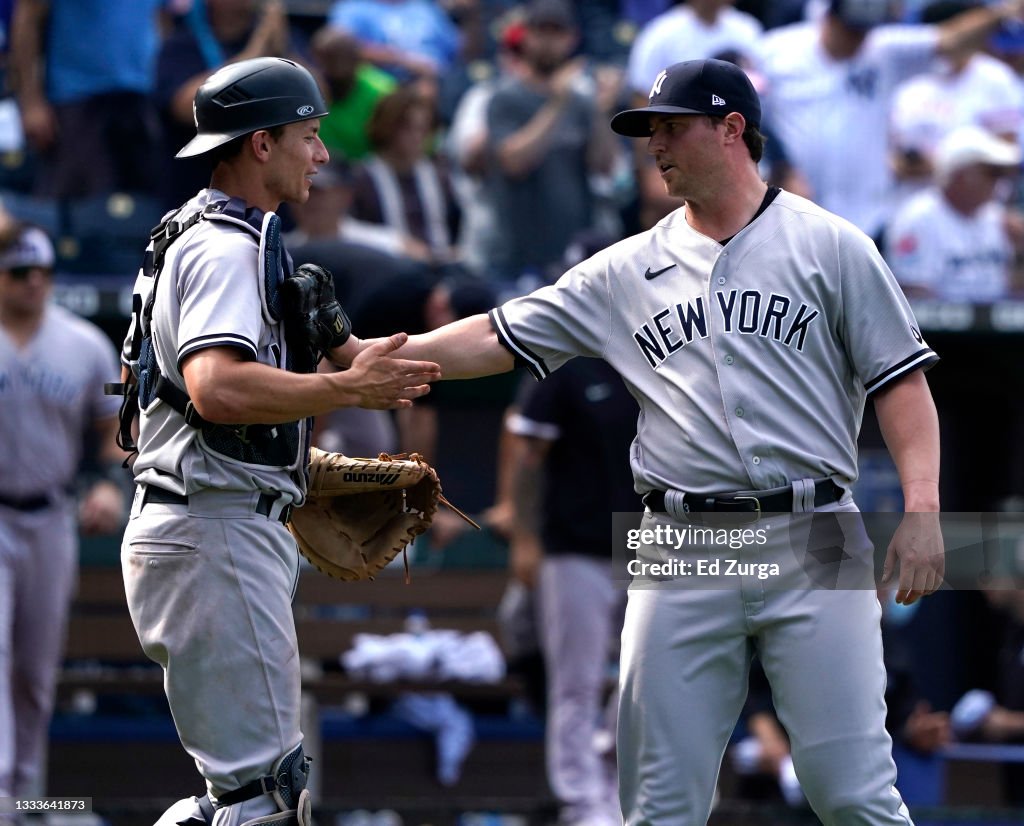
[610,59,761,138]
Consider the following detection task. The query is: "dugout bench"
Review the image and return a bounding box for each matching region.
[54,565,553,825]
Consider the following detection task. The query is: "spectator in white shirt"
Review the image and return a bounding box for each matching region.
[756,0,1024,241]
[885,125,1024,302]
[626,0,762,96]
[890,0,1024,209]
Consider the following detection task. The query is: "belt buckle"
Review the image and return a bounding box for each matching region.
[731,495,762,524]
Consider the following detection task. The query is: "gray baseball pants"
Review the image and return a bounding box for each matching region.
[121,488,303,802]
[0,500,77,805]
[538,555,625,826]
[618,501,912,826]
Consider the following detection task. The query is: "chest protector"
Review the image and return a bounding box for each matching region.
[107,197,311,468]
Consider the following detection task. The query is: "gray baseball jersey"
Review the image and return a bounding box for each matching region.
[120,188,306,504]
[490,189,936,495]
[1,304,121,494]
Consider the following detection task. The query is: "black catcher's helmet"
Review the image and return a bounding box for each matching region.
[176,57,328,158]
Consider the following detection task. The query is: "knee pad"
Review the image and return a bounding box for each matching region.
[212,745,312,826]
[269,744,311,813]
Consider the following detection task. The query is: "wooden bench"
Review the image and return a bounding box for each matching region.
[63,566,521,695]
[54,565,550,822]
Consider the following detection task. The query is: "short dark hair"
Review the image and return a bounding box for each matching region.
[742,125,767,164]
[208,124,287,167]
[706,115,766,164]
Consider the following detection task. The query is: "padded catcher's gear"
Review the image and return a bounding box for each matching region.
[177,57,328,158]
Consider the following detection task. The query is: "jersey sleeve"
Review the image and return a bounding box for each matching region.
[175,228,263,368]
[488,264,611,380]
[838,225,938,395]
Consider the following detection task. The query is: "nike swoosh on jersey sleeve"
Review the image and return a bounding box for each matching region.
[489,308,550,380]
[863,348,939,395]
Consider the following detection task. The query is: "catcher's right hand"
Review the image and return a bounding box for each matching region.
[341,334,440,410]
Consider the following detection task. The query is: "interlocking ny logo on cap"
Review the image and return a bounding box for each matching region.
[297,105,315,116]
[712,95,726,106]
[650,69,668,100]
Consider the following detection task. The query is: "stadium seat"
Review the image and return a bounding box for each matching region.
[59,192,164,276]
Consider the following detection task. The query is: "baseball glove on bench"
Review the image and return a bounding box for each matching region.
[288,447,478,582]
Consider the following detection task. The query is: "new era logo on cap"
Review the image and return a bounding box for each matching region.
[612,58,761,137]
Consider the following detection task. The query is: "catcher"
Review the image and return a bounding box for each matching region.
[113,58,446,826]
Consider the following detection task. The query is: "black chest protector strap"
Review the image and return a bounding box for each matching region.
[105,208,205,454]
[106,198,305,466]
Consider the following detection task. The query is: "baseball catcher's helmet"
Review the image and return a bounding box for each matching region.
[176,57,328,158]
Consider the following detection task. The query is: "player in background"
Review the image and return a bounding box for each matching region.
[333,57,948,825]
[506,358,636,826]
[0,222,125,820]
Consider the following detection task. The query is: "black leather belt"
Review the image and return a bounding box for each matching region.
[141,485,292,524]
[0,492,54,512]
[643,479,844,515]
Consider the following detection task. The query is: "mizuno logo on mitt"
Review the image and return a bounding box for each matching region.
[342,472,401,485]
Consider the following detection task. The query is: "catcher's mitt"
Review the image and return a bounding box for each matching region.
[288,447,477,581]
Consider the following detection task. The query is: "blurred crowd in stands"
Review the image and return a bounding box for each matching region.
[3,0,1024,815]
[2,0,1024,301]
